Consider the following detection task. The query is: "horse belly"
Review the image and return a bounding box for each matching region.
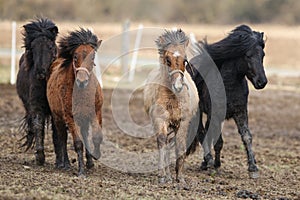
[47,72,65,118]
[16,61,30,105]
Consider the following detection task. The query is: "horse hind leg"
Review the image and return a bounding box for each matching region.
[214,134,223,169]
[200,116,215,170]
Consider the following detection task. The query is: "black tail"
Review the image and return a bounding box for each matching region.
[186,107,201,156]
[19,115,35,151]
[186,134,198,156]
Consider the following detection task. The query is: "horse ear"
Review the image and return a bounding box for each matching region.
[49,26,58,36]
[184,39,189,47]
[97,40,102,48]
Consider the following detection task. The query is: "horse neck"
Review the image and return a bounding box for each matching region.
[24,50,34,70]
[63,62,76,85]
[221,57,248,82]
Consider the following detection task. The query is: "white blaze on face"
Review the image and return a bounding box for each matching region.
[173,51,181,57]
[174,75,183,91]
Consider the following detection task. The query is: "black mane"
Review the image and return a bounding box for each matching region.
[201,24,264,62]
[58,28,99,68]
[23,18,58,50]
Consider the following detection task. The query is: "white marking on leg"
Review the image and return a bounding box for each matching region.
[221,121,225,131]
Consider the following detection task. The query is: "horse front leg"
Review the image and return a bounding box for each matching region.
[68,123,85,177]
[233,111,259,178]
[157,132,171,183]
[199,113,215,170]
[32,113,45,165]
[175,127,189,190]
[52,117,70,169]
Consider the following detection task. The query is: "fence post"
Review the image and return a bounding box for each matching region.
[128,24,143,82]
[94,52,103,87]
[121,20,130,79]
[10,21,16,85]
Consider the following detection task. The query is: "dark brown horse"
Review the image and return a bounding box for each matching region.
[47,28,103,176]
[144,29,199,188]
[16,18,58,165]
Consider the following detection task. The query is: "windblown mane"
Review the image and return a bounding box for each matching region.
[201,24,265,62]
[58,28,99,68]
[23,18,58,50]
[155,29,189,55]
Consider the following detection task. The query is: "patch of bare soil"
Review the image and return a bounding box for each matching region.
[0,79,299,199]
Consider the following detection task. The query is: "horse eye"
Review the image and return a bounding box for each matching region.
[73,55,78,62]
[166,57,171,67]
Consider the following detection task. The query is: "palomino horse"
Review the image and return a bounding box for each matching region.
[17,18,58,165]
[188,24,267,178]
[144,29,199,187]
[47,28,103,176]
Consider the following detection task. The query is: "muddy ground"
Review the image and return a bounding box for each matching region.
[0,77,299,200]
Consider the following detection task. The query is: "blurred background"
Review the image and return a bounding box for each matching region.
[0,0,299,88]
[1,0,300,24]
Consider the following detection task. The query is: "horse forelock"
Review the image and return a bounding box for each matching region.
[156,29,188,55]
[58,28,98,68]
[23,18,58,50]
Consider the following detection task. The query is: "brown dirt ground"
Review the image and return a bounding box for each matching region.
[0,77,299,200]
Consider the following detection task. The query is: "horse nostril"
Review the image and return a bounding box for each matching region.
[257,78,267,88]
[76,79,88,88]
[257,79,262,86]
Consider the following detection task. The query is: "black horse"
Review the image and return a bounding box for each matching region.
[188,25,267,178]
[16,18,58,165]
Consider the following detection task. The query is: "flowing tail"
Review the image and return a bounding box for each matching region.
[19,114,35,151]
[186,134,199,156]
[186,107,201,156]
[19,114,49,151]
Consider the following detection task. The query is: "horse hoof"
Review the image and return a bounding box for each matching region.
[86,162,94,169]
[175,178,190,190]
[200,161,208,170]
[214,160,221,169]
[55,163,64,169]
[63,164,71,171]
[158,176,172,184]
[78,172,86,178]
[249,171,259,179]
[35,151,45,166]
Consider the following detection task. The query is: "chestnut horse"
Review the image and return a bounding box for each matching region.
[47,28,103,176]
[144,29,199,188]
[17,18,58,165]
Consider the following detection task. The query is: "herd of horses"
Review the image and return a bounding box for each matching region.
[16,18,267,186]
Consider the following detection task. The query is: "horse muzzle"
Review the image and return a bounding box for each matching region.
[252,76,268,89]
[172,79,184,93]
[75,67,91,89]
[170,70,186,93]
[36,73,46,80]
